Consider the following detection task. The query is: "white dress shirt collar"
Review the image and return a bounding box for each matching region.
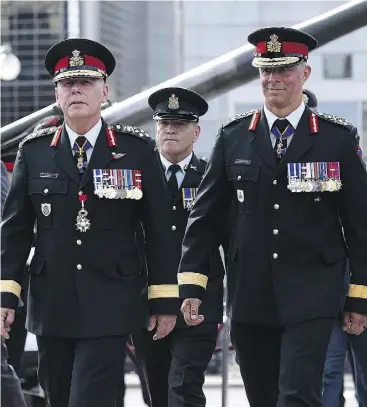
[66,119,102,150]
[263,101,305,132]
[160,152,193,176]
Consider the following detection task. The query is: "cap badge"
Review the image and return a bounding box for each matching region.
[267,34,282,53]
[168,94,179,110]
[302,93,309,104]
[69,50,84,67]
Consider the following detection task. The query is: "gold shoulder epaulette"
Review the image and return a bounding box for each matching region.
[223,110,256,128]
[19,126,58,148]
[113,124,150,143]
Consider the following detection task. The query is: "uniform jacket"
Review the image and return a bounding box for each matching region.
[178,107,367,326]
[1,120,179,338]
[165,153,224,326]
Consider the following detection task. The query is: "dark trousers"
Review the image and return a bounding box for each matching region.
[134,323,218,407]
[323,320,367,407]
[1,339,27,407]
[37,335,127,407]
[231,318,335,407]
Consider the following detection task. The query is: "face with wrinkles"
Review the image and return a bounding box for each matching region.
[55,78,109,123]
[260,63,311,110]
[156,119,200,162]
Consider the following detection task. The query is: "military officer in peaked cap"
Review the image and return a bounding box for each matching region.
[133,87,225,407]
[302,88,318,112]
[1,38,179,407]
[177,27,367,407]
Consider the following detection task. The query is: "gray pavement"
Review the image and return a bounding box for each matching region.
[124,372,358,407]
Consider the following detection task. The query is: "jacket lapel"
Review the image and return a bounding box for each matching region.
[275,107,315,176]
[79,122,113,190]
[52,126,81,185]
[250,109,278,171]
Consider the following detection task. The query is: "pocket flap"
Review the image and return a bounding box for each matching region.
[227,165,259,182]
[29,257,45,275]
[29,179,68,195]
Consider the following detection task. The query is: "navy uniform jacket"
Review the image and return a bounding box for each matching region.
[179,107,367,326]
[167,153,224,327]
[1,121,179,338]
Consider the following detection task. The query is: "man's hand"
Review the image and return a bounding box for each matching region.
[181,298,204,326]
[148,314,177,340]
[1,308,15,339]
[343,312,367,335]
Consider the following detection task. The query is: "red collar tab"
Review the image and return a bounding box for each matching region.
[248,110,261,131]
[50,126,63,147]
[106,126,118,147]
[309,113,319,134]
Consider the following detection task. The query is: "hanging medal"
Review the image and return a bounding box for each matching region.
[76,191,91,232]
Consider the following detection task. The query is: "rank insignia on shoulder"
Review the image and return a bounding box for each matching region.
[114,124,150,143]
[200,156,208,163]
[316,112,351,128]
[223,110,256,128]
[21,126,59,148]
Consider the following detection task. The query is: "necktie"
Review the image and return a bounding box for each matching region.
[272,119,294,160]
[73,136,92,175]
[167,164,181,200]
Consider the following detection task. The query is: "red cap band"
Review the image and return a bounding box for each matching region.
[256,41,308,56]
[54,54,106,74]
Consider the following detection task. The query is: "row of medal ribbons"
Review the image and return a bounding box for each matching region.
[92,169,143,200]
[287,162,342,193]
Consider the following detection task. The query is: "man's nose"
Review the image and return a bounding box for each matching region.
[71,83,81,93]
[268,70,280,82]
[166,124,176,133]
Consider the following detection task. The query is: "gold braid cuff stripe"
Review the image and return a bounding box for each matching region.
[148,285,179,300]
[178,272,208,289]
[348,284,367,299]
[0,280,21,297]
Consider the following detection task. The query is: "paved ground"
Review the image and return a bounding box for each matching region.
[124,372,358,407]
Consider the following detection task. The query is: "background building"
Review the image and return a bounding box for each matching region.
[1,0,365,162]
[181,0,367,159]
[0,0,178,126]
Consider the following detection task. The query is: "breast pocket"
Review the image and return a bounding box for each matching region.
[227,164,260,214]
[28,178,68,228]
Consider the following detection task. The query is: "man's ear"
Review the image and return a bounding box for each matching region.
[193,124,201,143]
[102,83,109,103]
[55,86,60,106]
[303,65,311,83]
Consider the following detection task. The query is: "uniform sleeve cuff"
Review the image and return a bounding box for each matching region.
[0,292,20,310]
[344,296,367,315]
[149,297,180,316]
[179,284,206,301]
